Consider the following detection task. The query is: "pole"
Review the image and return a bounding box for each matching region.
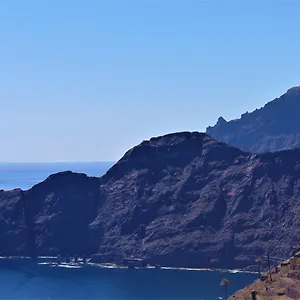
[267,251,272,281]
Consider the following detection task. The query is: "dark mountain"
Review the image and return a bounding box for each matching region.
[1,132,300,269]
[207,86,300,153]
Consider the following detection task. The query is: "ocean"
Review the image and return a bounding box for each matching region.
[0,162,114,191]
[0,162,256,299]
[0,258,256,300]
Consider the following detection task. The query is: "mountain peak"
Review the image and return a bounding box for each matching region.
[207,86,300,153]
[102,131,243,183]
[286,85,300,94]
[217,116,227,124]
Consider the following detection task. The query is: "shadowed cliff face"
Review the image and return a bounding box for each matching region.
[207,86,300,153]
[0,189,26,255]
[23,172,103,256]
[1,131,300,269]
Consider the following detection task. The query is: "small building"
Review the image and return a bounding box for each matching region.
[123,257,146,268]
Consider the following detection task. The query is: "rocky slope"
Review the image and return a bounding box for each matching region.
[207,86,300,153]
[230,255,300,299]
[1,132,300,269]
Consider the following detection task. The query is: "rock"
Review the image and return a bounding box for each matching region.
[207,86,300,152]
[1,132,300,269]
[0,189,26,256]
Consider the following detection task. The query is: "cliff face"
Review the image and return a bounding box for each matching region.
[207,86,300,153]
[23,172,102,257]
[0,189,26,255]
[0,174,101,257]
[1,132,300,269]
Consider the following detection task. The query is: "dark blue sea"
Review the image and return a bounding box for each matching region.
[0,163,256,299]
[0,258,256,300]
[0,162,114,191]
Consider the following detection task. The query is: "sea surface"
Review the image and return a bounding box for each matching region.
[0,162,114,191]
[0,163,256,299]
[0,258,256,300]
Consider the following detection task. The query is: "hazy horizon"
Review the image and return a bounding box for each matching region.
[0,160,115,163]
[0,161,114,190]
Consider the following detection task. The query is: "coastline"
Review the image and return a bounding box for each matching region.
[0,255,258,299]
[0,256,258,275]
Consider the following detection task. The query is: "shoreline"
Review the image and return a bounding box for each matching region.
[0,256,258,275]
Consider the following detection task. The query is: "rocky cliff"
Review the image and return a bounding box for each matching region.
[207,86,300,153]
[1,132,300,269]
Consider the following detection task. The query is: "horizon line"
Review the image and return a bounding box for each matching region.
[0,161,115,164]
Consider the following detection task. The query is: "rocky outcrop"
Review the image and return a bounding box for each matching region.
[207,86,300,153]
[1,132,300,269]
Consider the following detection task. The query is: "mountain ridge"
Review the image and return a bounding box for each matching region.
[1,131,300,270]
[207,86,300,153]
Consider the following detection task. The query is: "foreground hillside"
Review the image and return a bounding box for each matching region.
[230,254,300,299]
[207,86,300,153]
[1,132,300,269]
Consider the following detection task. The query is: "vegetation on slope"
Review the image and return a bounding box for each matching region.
[230,252,300,299]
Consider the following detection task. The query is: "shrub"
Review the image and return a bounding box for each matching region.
[277,288,285,296]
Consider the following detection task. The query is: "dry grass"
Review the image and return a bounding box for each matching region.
[229,257,300,300]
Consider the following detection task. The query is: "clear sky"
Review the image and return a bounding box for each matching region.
[1,0,300,162]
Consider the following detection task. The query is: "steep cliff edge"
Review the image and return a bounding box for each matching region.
[207,86,300,153]
[1,132,300,269]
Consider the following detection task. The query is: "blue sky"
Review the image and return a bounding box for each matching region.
[1,0,300,162]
